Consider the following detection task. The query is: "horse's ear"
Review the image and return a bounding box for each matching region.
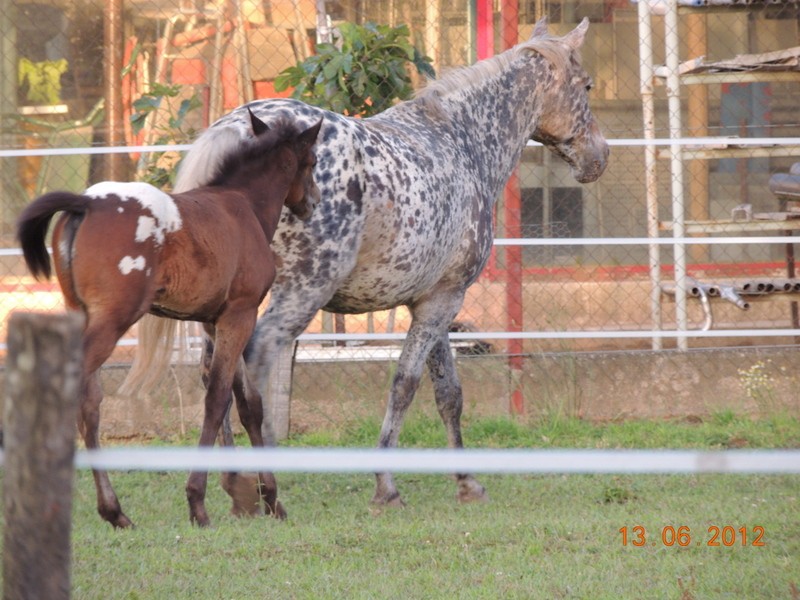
[298,118,323,149]
[563,17,589,50]
[248,107,270,136]
[529,16,549,39]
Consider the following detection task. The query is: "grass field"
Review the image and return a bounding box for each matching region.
[3,413,800,599]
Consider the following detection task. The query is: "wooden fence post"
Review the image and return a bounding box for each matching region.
[3,311,84,600]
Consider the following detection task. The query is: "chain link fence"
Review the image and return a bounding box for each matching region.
[1,0,799,436]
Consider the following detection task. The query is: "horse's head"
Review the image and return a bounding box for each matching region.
[206,111,322,221]
[282,118,323,221]
[526,18,609,184]
[245,110,322,221]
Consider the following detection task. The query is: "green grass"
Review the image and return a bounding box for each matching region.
[4,414,800,599]
[284,410,800,451]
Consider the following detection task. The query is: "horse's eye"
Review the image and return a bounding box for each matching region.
[585,79,593,92]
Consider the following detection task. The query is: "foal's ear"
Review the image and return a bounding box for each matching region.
[529,16,549,39]
[298,118,323,149]
[248,107,270,136]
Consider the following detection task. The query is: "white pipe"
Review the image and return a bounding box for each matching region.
[638,0,663,350]
[665,0,689,350]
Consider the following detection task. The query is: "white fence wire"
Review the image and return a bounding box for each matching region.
[1,447,797,475]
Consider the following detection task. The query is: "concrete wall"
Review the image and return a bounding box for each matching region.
[4,345,793,440]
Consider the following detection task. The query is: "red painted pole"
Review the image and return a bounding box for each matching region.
[501,1,524,415]
[475,0,493,61]
[474,0,501,280]
[505,174,524,415]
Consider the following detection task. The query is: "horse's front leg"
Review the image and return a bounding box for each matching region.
[204,337,285,519]
[229,358,286,519]
[186,315,255,527]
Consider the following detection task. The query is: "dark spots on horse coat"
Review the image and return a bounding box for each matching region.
[321,125,338,143]
[346,176,363,211]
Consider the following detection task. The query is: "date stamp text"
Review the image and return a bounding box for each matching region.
[619,525,765,547]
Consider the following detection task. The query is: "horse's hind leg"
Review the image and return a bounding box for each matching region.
[230,358,286,519]
[79,319,137,528]
[82,372,132,528]
[426,334,488,503]
[372,291,470,506]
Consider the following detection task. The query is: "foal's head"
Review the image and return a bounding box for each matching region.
[524,18,609,183]
[208,111,322,221]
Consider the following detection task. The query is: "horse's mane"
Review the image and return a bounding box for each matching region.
[173,126,239,193]
[205,117,299,188]
[415,34,572,104]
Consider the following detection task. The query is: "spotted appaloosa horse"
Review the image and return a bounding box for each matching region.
[132,17,609,509]
[16,112,322,528]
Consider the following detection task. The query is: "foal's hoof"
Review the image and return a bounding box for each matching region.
[111,514,134,529]
[190,508,211,528]
[456,478,489,504]
[268,500,288,520]
[101,507,134,529]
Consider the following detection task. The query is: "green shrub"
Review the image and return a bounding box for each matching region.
[275,22,434,117]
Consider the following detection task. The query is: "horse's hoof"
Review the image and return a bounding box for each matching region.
[456,479,489,504]
[190,510,211,527]
[370,491,406,508]
[269,500,288,520]
[112,514,134,529]
[222,472,264,517]
[100,506,134,529]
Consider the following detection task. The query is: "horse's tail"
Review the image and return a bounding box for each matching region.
[16,191,90,280]
[119,124,245,398]
[116,315,183,397]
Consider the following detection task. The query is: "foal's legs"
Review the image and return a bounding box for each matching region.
[185,309,258,526]
[229,358,286,518]
[79,315,141,528]
[426,334,487,503]
[203,340,286,519]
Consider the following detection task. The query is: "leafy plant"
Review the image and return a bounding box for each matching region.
[18,58,68,105]
[130,82,203,189]
[274,22,434,117]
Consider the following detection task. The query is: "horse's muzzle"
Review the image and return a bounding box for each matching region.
[574,134,610,184]
[293,203,315,221]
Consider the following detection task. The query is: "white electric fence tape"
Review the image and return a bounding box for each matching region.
[4,447,788,474]
[3,137,800,158]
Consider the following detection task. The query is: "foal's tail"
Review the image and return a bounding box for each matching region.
[119,125,244,398]
[16,191,89,280]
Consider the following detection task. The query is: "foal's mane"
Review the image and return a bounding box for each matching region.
[415,34,573,104]
[205,117,300,188]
